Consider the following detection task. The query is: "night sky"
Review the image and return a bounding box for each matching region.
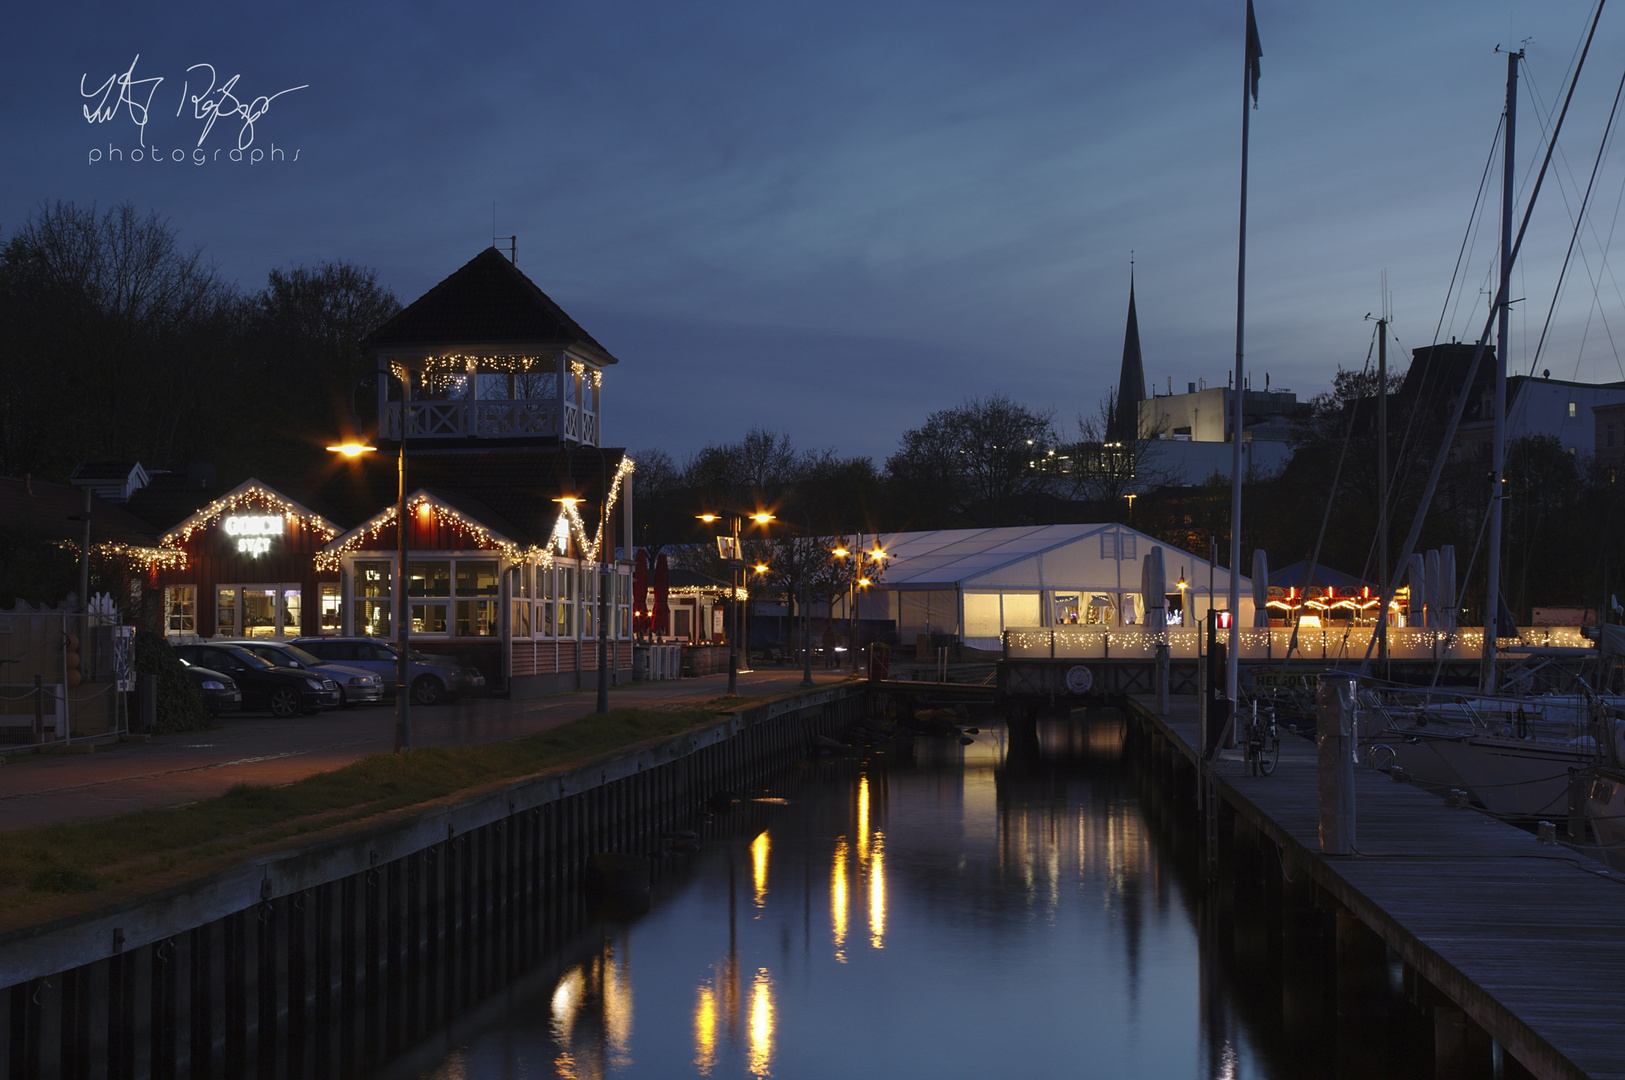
[6,1,1625,463]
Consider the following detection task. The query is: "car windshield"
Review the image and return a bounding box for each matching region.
[281,645,325,666]
[230,649,275,669]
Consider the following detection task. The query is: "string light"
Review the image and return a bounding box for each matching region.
[162,483,339,547]
[315,457,634,571]
[59,540,188,572]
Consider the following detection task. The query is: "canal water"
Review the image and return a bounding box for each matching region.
[384,710,1415,1080]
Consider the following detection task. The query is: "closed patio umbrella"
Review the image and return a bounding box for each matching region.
[1141,547,1166,633]
[1251,549,1269,626]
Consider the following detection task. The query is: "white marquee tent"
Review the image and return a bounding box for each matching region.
[855,524,1253,651]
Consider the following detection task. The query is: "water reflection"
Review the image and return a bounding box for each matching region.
[749,830,770,909]
[404,709,1384,1080]
[747,968,775,1077]
[830,837,848,962]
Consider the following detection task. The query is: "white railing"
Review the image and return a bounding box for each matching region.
[382,400,589,442]
[1001,625,1595,663]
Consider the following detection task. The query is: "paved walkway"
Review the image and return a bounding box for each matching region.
[0,668,856,832]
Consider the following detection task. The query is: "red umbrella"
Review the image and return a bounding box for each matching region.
[633,550,650,636]
[652,553,671,639]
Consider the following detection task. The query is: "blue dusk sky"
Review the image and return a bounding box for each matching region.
[4,1,1625,463]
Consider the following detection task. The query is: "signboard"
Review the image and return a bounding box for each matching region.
[1064,665,1094,694]
[223,514,282,556]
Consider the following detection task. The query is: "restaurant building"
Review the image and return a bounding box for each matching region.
[130,248,636,697]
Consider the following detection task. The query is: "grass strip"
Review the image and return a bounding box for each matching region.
[0,704,732,913]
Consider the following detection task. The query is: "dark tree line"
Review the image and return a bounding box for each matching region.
[0,201,399,490]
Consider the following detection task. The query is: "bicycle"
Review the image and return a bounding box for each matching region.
[1243,699,1280,777]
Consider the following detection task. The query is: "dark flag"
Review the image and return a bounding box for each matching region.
[1246,0,1263,105]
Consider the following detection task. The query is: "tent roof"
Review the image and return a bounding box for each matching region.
[1268,560,1373,592]
[873,524,1250,594]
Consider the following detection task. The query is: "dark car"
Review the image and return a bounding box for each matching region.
[292,637,486,705]
[178,660,242,715]
[171,644,340,717]
[218,640,384,707]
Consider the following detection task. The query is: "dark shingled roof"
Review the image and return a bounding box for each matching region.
[0,476,160,546]
[308,446,630,549]
[364,248,619,365]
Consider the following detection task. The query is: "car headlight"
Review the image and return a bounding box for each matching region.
[349,676,370,686]
[305,678,324,690]
[201,680,225,690]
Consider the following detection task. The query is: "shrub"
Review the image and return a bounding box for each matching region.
[132,630,212,732]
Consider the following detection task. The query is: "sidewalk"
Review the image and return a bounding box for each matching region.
[0,668,856,832]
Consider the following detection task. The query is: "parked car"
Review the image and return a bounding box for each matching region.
[177,660,242,715]
[171,643,340,717]
[291,637,486,705]
[218,640,384,707]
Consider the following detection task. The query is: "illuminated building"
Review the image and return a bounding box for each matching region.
[110,248,638,697]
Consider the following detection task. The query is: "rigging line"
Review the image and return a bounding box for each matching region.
[1361,0,1609,675]
[1445,131,1502,344]
[1586,156,1625,381]
[1430,500,1493,691]
[1392,119,1504,506]
[1522,56,1625,363]
[1280,327,1377,669]
[1529,60,1625,378]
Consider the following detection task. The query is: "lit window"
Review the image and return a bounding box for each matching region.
[165,586,197,635]
[1569,401,1578,417]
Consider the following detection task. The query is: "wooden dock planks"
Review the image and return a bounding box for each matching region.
[1131,697,1625,1080]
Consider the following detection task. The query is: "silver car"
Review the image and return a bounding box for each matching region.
[290,637,486,705]
[222,640,385,707]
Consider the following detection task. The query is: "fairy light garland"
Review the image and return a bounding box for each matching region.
[316,456,635,571]
[57,540,188,572]
[561,455,635,563]
[162,484,339,546]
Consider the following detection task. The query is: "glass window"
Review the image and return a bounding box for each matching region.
[582,602,594,638]
[456,560,499,596]
[243,588,278,637]
[538,601,554,638]
[359,600,392,638]
[457,600,498,637]
[512,599,530,637]
[165,586,197,635]
[356,561,392,598]
[518,564,531,599]
[408,560,451,597]
[282,589,302,636]
[411,602,448,634]
[561,566,575,601]
[539,567,555,599]
[320,584,342,634]
[558,597,573,638]
[216,587,237,636]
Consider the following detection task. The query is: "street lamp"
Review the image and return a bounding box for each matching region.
[328,438,412,753]
[555,455,614,717]
[698,509,774,696]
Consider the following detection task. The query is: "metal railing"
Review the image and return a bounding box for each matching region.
[1001,625,1594,663]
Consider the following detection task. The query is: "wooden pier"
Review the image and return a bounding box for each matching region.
[1125,695,1625,1080]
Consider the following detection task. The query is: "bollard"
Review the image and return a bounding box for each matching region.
[1154,642,1170,715]
[1317,675,1357,855]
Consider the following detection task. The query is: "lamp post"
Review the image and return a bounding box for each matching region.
[833,537,885,677]
[556,448,615,716]
[329,438,411,753]
[699,510,774,696]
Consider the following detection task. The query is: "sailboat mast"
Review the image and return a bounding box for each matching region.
[1377,314,1388,666]
[1484,49,1520,693]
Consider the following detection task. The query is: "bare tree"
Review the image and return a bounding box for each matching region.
[1065,393,1175,504]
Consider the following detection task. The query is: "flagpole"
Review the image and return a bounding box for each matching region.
[1228,1,1258,740]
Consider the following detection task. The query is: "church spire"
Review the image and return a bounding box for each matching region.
[1110,263,1145,444]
